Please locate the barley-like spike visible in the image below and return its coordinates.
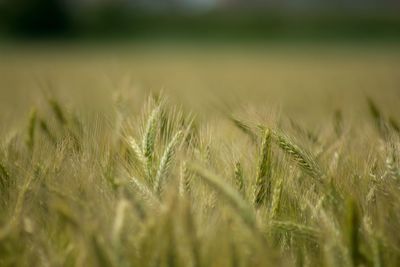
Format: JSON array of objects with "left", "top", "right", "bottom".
[
  {"left": 234, "top": 161, "right": 245, "bottom": 195},
  {"left": 142, "top": 105, "right": 161, "bottom": 159},
  {"left": 154, "top": 131, "right": 182, "bottom": 195},
  {"left": 180, "top": 161, "right": 192, "bottom": 196},
  {"left": 269, "top": 178, "right": 283, "bottom": 220},
  {"left": 128, "top": 136, "right": 147, "bottom": 175},
  {"left": 189, "top": 163, "right": 256, "bottom": 228},
  {"left": 254, "top": 129, "right": 272, "bottom": 207},
  {"left": 130, "top": 175, "right": 159, "bottom": 205},
  {"left": 273, "top": 131, "right": 323, "bottom": 180},
  {"left": 142, "top": 105, "right": 161, "bottom": 180}
]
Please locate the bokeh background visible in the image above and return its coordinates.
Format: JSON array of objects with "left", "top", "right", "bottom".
[
  {"left": 0, "top": 0, "right": 399, "bottom": 131},
  {"left": 1, "top": 0, "right": 400, "bottom": 40}
]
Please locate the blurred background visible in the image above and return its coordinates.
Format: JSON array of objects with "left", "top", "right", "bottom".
[
  {"left": 0, "top": 0, "right": 399, "bottom": 131},
  {"left": 0, "top": 0, "right": 399, "bottom": 40}
]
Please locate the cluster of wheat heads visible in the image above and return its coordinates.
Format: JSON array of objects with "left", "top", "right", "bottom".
[{"left": 0, "top": 92, "right": 399, "bottom": 267}]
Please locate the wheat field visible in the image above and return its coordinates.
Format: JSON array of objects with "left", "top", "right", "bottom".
[{"left": 0, "top": 44, "right": 400, "bottom": 267}]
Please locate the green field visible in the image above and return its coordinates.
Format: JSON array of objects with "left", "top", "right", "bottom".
[{"left": 0, "top": 43, "right": 400, "bottom": 266}]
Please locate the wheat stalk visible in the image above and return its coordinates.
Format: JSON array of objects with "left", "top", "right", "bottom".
[
  {"left": 0, "top": 161, "right": 12, "bottom": 207},
  {"left": 346, "top": 199, "right": 366, "bottom": 267},
  {"left": 111, "top": 199, "right": 130, "bottom": 245},
  {"left": 181, "top": 200, "right": 201, "bottom": 267}
]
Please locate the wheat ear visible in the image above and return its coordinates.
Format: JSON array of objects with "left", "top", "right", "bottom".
[
  {"left": 128, "top": 136, "right": 147, "bottom": 174},
  {"left": 269, "top": 178, "right": 283, "bottom": 220},
  {"left": 142, "top": 105, "right": 161, "bottom": 181},
  {"left": 254, "top": 129, "right": 272, "bottom": 207},
  {"left": 179, "top": 161, "right": 192, "bottom": 196},
  {"left": 130, "top": 175, "right": 159, "bottom": 205},
  {"left": 234, "top": 161, "right": 245, "bottom": 196},
  {"left": 273, "top": 131, "right": 323, "bottom": 180},
  {"left": 154, "top": 131, "right": 182, "bottom": 194}
]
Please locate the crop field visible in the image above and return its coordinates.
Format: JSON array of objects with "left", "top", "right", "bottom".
[{"left": 0, "top": 44, "right": 400, "bottom": 266}]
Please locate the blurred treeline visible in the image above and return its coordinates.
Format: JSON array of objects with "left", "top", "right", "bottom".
[{"left": 0, "top": 0, "right": 399, "bottom": 40}]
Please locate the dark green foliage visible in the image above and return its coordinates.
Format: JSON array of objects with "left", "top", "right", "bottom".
[{"left": 2, "top": 0, "right": 72, "bottom": 37}]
